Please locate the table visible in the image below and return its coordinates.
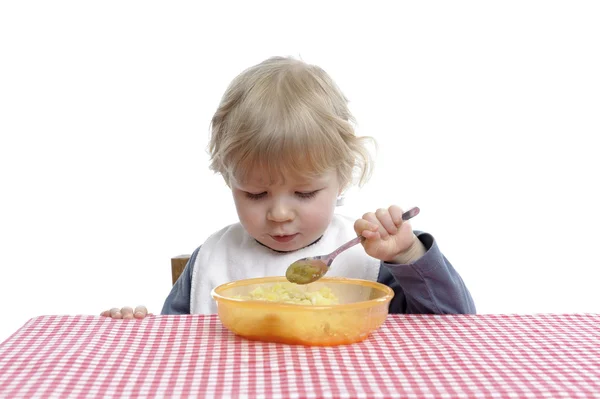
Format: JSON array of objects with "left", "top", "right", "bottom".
[{"left": 1, "top": 314, "right": 598, "bottom": 398}]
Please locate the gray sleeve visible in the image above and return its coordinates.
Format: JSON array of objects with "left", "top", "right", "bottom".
[
  {"left": 160, "top": 246, "right": 201, "bottom": 315},
  {"left": 377, "top": 232, "right": 476, "bottom": 314}
]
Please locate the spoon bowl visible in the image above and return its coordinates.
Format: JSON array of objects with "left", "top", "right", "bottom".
[{"left": 286, "top": 207, "right": 420, "bottom": 284}]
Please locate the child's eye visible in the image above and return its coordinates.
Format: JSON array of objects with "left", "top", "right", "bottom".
[
  {"left": 245, "top": 192, "right": 267, "bottom": 200},
  {"left": 296, "top": 190, "right": 319, "bottom": 200}
]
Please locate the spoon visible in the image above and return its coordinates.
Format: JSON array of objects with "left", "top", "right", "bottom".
[{"left": 285, "top": 207, "right": 420, "bottom": 284}]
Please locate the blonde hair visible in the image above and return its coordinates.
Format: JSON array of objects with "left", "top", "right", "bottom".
[{"left": 209, "top": 56, "right": 374, "bottom": 190}]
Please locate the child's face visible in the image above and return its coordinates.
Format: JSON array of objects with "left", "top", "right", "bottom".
[{"left": 232, "top": 168, "right": 341, "bottom": 252}]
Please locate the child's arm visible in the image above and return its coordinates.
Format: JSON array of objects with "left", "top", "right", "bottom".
[
  {"left": 378, "top": 231, "right": 475, "bottom": 314},
  {"left": 355, "top": 205, "right": 475, "bottom": 314},
  {"left": 160, "top": 246, "right": 201, "bottom": 315}
]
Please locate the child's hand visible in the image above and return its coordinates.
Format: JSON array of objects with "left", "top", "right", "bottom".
[
  {"left": 100, "top": 306, "right": 152, "bottom": 319},
  {"left": 354, "top": 205, "right": 425, "bottom": 264}
]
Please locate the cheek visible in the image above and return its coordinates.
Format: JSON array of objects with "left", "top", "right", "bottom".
[
  {"left": 233, "top": 198, "right": 262, "bottom": 230},
  {"left": 302, "top": 194, "right": 337, "bottom": 228}
]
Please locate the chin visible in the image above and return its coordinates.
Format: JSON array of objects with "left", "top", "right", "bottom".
[
  {"left": 258, "top": 236, "right": 305, "bottom": 252},
  {"left": 269, "top": 240, "right": 302, "bottom": 252},
  {"left": 275, "top": 236, "right": 323, "bottom": 252}
]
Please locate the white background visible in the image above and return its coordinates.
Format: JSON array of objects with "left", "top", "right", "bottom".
[{"left": 1, "top": 1, "right": 599, "bottom": 343}]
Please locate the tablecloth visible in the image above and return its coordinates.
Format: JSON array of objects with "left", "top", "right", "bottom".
[{"left": 1, "top": 314, "right": 598, "bottom": 398}]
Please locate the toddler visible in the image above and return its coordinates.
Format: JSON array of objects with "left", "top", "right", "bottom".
[{"left": 102, "top": 56, "right": 475, "bottom": 319}]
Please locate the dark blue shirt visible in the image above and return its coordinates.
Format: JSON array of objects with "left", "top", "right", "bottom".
[{"left": 162, "top": 231, "right": 476, "bottom": 315}]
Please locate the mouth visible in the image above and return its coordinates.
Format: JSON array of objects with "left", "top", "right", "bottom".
[{"left": 270, "top": 233, "right": 299, "bottom": 243}]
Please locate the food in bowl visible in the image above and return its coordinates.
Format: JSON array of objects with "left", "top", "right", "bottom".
[
  {"left": 236, "top": 282, "right": 339, "bottom": 305},
  {"left": 211, "top": 277, "right": 394, "bottom": 346}
]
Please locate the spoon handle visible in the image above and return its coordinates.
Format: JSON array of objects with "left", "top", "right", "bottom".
[
  {"left": 402, "top": 206, "right": 420, "bottom": 220},
  {"left": 324, "top": 236, "right": 364, "bottom": 264},
  {"left": 324, "top": 206, "right": 420, "bottom": 264}
]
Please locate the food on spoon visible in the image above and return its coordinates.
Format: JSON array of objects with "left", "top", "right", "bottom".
[{"left": 286, "top": 260, "right": 327, "bottom": 284}]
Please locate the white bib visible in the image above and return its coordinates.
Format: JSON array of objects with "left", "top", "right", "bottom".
[{"left": 190, "top": 214, "right": 381, "bottom": 314}]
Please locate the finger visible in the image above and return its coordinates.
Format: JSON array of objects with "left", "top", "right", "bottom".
[
  {"left": 375, "top": 208, "right": 398, "bottom": 235},
  {"left": 100, "top": 310, "right": 111, "bottom": 317},
  {"left": 363, "top": 212, "right": 389, "bottom": 239},
  {"left": 109, "top": 308, "right": 123, "bottom": 319},
  {"left": 354, "top": 218, "right": 378, "bottom": 237},
  {"left": 121, "top": 306, "right": 134, "bottom": 320},
  {"left": 361, "top": 229, "right": 380, "bottom": 240},
  {"left": 134, "top": 306, "right": 148, "bottom": 319},
  {"left": 389, "top": 205, "right": 405, "bottom": 226}
]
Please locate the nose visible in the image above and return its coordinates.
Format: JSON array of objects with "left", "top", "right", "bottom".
[{"left": 267, "top": 198, "right": 294, "bottom": 223}]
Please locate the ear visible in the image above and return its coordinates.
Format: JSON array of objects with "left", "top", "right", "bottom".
[
  {"left": 336, "top": 187, "right": 345, "bottom": 206},
  {"left": 336, "top": 180, "right": 348, "bottom": 206}
]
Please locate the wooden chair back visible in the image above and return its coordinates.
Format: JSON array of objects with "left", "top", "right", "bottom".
[{"left": 170, "top": 255, "right": 191, "bottom": 285}]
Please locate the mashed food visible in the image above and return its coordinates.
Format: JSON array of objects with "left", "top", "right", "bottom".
[{"left": 237, "top": 282, "right": 339, "bottom": 305}]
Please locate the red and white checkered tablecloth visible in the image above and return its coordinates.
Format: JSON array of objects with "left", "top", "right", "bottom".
[{"left": 0, "top": 314, "right": 599, "bottom": 398}]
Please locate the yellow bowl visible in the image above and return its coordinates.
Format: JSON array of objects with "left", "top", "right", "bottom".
[{"left": 211, "top": 276, "right": 394, "bottom": 346}]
